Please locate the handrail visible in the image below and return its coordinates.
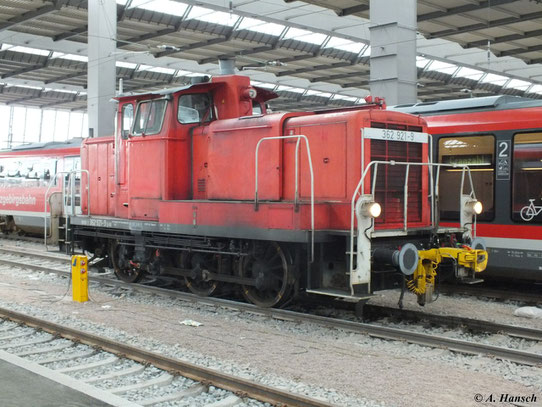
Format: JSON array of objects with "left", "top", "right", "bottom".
[
  {"left": 44, "top": 169, "right": 90, "bottom": 250},
  {"left": 254, "top": 135, "right": 315, "bottom": 261},
  {"left": 349, "top": 160, "right": 477, "bottom": 279},
  {"left": 44, "top": 171, "right": 70, "bottom": 249}
]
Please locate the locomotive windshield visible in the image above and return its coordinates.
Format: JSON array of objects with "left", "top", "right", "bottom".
[
  {"left": 121, "top": 104, "right": 134, "bottom": 139},
  {"left": 133, "top": 99, "right": 167, "bottom": 136},
  {"left": 178, "top": 93, "right": 213, "bottom": 124}
]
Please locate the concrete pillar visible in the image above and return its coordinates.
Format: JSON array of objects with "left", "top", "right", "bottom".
[
  {"left": 369, "top": 0, "right": 417, "bottom": 105},
  {"left": 87, "top": 0, "right": 117, "bottom": 137}
]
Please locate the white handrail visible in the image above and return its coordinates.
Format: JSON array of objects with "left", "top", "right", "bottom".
[
  {"left": 254, "top": 135, "right": 315, "bottom": 261},
  {"left": 44, "top": 169, "right": 90, "bottom": 250}
]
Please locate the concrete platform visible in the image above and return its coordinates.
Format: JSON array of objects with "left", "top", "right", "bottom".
[{"left": 0, "top": 349, "right": 140, "bottom": 407}]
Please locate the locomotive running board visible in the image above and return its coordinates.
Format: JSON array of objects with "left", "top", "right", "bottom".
[{"left": 305, "top": 288, "right": 372, "bottom": 302}]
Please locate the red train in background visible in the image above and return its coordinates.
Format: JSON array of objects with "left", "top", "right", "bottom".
[
  {"left": 0, "top": 140, "right": 81, "bottom": 239},
  {"left": 0, "top": 73, "right": 488, "bottom": 308},
  {"left": 394, "top": 96, "right": 542, "bottom": 281}
]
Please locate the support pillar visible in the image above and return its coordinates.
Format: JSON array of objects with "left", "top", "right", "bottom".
[
  {"left": 88, "top": 0, "right": 117, "bottom": 138},
  {"left": 369, "top": 0, "right": 417, "bottom": 105}
]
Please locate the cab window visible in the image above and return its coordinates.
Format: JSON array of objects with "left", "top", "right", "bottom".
[
  {"left": 178, "top": 93, "right": 213, "bottom": 124},
  {"left": 438, "top": 135, "right": 495, "bottom": 221},
  {"left": 121, "top": 104, "right": 134, "bottom": 139},
  {"left": 133, "top": 99, "right": 167, "bottom": 136},
  {"left": 512, "top": 133, "right": 542, "bottom": 223}
]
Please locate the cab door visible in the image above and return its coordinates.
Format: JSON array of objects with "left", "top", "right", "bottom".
[{"left": 126, "top": 98, "right": 168, "bottom": 220}]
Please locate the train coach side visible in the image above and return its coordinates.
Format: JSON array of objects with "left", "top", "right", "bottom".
[
  {"left": 393, "top": 96, "right": 542, "bottom": 280},
  {"left": 0, "top": 140, "right": 81, "bottom": 238}
]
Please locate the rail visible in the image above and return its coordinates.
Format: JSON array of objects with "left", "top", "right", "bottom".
[
  {"left": 349, "top": 161, "right": 477, "bottom": 280},
  {"left": 43, "top": 169, "right": 90, "bottom": 250},
  {"left": 254, "top": 135, "right": 314, "bottom": 261}
]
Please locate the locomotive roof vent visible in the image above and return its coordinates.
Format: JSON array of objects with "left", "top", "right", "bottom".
[
  {"left": 190, "top": 75, "right": 211, "bottom": 85},
  {"left": 218, "top": 58, "right": 236, "bottom": 75}
]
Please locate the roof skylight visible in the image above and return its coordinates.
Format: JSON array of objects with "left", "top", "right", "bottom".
[
  {"left": 429, "top": 60, "right": 458, "bottom": 75},
  {"left": 51, "top": 52, "right": 88, "bottom": 62},
  {"left": 127, "top": 0, "right": 189, "bottom": 18},
  {"left": 237, "top": 17, "right": 285, "bottom": 36},
  {"left": 480, "top": 73, "right": 509, "bottom": 85},
  {"left": 305, "top": 89, "right": 332, "bottom": 98},
  {"left": 283, "top": 28, "right": 328, "bottom": 45},
  {"left": 1, "top": 44, "right": 50, "bottom": 56},
  {"left": 527, "top": 84, "right": 542, "bottom": 95},
  {"left": 416, "top": 56, "right": 431, "bottom": 69},
  {"left": 275, "top": 85, "right": 305, "bottom": 93},
  {"left": 187, "top": 5, "right": 238, "bottom": 26},
  {"left": 137, "top": 65, "right": 176, "bottom": 75},
  {"left": 116, "top": 61, "right": 138, "bottom": 69},
  {"left": 325, "top": 37, "right": 365, "bottom": 54},
  {"left": 332, "top": 94, "right": 359, "bottom": 102},
  {"left": 504, "top": 79, "right": 531, "bottom": 90},
  {"left": 251, "top": 81, "right": 276, "bottom": 89},
  {"left": 455, "top": 67, "right": 484, "bottom": 80}
]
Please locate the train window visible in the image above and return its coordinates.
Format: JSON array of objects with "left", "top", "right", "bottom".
[
  {"left": 438, "top": 135, "right": 495, "bottom": 221},
  {"left": 178, "top": 93, "right": 213, "bottom": 124},
  {"left": 512, "top": 133, "right": 542, "bottom": 223},
  {"left": 133, "top": 99, "right": 167, "bottom": 136},
  {"left": 121, "top": 104, "right": 134, "bottom": 139},
  {"left": 63, "top": 156, "right": 81, "bottom": 180},
  {"left": 252, "top": 101, "right": 262, "bottom": 115}
]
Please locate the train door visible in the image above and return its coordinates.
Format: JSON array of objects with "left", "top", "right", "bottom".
[
  {"left": 126, "top": 98, "right": 168, "bottom": 220},
  {"left": 116, "top": 102, "right": 134, "bottom": 218}
]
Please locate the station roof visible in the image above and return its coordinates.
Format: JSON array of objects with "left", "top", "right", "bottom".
[{"left": 0, "top": 0, "right": 541, "bottom": 112}]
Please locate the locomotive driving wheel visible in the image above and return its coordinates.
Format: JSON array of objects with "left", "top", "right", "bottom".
[
  {"left": 239, "top": 241, "right": 294, "bottom": 308},
  {"left": 180, "top": 252, "right": 220, "bottom": 297},
  {"left": 109, "top": 241, "right": 145, "bottom": 283}
]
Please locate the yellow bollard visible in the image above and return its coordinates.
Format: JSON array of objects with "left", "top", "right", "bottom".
[{"left": 71, "top": 255, "right": 88, "bottom": 302}]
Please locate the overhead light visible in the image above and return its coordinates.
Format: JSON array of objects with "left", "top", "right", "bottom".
[{"left": 157, "top": 45, "right": 180, "bottom": 51}]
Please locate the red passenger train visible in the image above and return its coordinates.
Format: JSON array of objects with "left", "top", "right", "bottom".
[
  {"left": 13, "top": 73, "right": 487, "bottom": 307},
  {"left": 394, "top": 96, "right": 542, "bottom": 281},
  {"left": 0, "top": 140, "right": 81, "bottom": 238}
]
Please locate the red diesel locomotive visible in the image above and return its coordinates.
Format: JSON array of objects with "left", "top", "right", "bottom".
[
  {"left": 49, "top": 73, "right": 487, "bottom": 307},
  {"left": 394, "top": 96, "right": 542, "bottom": 281}
]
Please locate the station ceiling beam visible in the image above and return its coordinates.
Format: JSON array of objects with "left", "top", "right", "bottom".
[
  {"left": 0, "top": 0, "right": 67, "bottom": 32},
  {"left": 428, "top": 10, "right": 542, "bottom": 39},
  {"left": 465, "top": 28, "right": 542, "bottom": 49},
  {"left": 418, "top": 0, "right": 518, "bottom": 22}
]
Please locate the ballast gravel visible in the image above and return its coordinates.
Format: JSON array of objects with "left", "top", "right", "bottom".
[{"left": 0, "top": 241, "right": 541, "bottom": 406}]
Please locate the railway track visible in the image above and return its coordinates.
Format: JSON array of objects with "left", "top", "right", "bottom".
[
  {"left": 439, "top": 283, "right": 542, "bottom": 305},
  {"left": 0, "top": 309, "right": 331, "bottom": 407},
  {"left": 0, "top": 245, "right": 542, "bottom": 367},
  {"left": 3, "top": 244, "right": 541, "bottom": 306}
]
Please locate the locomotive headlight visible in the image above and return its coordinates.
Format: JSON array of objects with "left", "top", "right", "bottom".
[
  {"left": 465, "top": 199, "right": 483, "bottom": 215},
  {"left": 356, "top": 195, "right": 382, "bottom": 219},
  {"left": 360, "top": 201, "right": 381, "bottom": 218},
  {"left": 473, "top": 200, "right": 483, "bottom": 215},
  {"left": 367, "top": 202, "right": 382, "bottom": 218}
]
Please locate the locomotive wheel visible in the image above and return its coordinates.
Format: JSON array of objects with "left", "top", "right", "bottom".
[
  {"left": 109, "top": 241, "right": 145, "bottom": 283},
  {"left": 239, "top": 241, "right": 294, "bottom": 308},
  {"left": 180, "top": 252, "right": 220, "bottom": 297}
]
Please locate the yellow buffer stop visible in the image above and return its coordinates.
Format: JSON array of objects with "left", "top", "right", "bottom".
[{"left": 71, "top": 255, "right": 88, "bottom": 302}]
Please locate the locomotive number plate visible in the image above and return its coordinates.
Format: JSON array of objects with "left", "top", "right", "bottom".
[{"left": 363, "top": 128, "right": 428, "bottom": 143}]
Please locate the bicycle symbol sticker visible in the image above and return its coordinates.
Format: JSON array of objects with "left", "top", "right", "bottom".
[{"left": 520, "top": 199, "right": 542, "bottom": 221}]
